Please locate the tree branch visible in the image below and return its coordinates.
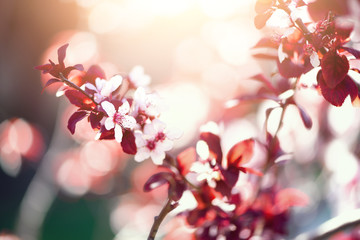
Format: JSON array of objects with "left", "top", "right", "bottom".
[
  {"left": 59, "top": 72, "right": 98, "bottom": 106},
  {"left": 295, "top": 209, "right": 360, "bottom": 240},
  {"left": 147, "top": 198, "right": 177, "bottom": 240}
]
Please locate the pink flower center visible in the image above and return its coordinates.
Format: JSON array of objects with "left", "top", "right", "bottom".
[
  {"left": 155, "top": 132, "right": 165, "bottom": 142},
  {"left": 146, "top": 140, "right": 156, "bottom": 150},
  {"left": 113, "top": 113, "right": 124, "bottom": 125}
]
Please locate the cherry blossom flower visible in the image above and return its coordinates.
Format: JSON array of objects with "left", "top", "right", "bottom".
[
  {"left": 134, "top": 119, "right": 182, "bottom": 165},
  {"left": 101, "top": 101, "right": 136, "bottom": 143},
  {"left": 85, "top": 75, "right": 123, "bottom": 103},
  {"left": 131, "top": 87, "right": 165, "bottom": 127},
  {"left": 128, "top": 65, "right": 151, "bottom": 88},
  {"left": 190, "top": 160, "right": 221, "bottom": 188}
]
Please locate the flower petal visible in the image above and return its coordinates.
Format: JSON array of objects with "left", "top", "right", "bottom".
[
  {"left": 152, "top": 119, "right": 166, "bottom": 132},
  {"left": 122, "top": 115, "right": 136, "bottom": 129},
  {"left": 143, "top": 122, "right": 157, "bottom": 136},
  {"left": 109, "top": 75, "right": 123, "bottom": 91},
  {"left": 118, "top": 101, "right": 130, "bottom": 115},
  {"left": 104, "top": 117, "right": 115, "bottom": 130},
  {"left": 134, "top": 147, "right": 150, "bottom": 162},
  {"left": 101, "top": 101, "right": 116, "bottom": 117},
  {"left": 85, "top": 83, "right": 97, "bottom": 91},
  {"left": 157, "top": 139, "right": 173, "bottom": 152},
  {"left": 96, "top": 78, "right": 106, "bottom": 91},
  {"left": 114, "top": 124, "right": 123, "bottom": 143},
  {"left": 166, "top": 128, "right": 183, "bottom": 140},
  {"left": 150, "top": 150, "right": 166, "bottom": 165},
  {"left": 135, "top": 131, "right": 147, "bottom": 148}
]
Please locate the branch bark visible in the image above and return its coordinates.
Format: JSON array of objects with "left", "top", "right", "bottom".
[
  {"left": 147, "top": 198, "right": 177, "bottom": 240},
  {"left": 295, "top": 209, "right": 360, "bottom": 240}
]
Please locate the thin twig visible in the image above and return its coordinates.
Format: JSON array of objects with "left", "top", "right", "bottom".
[
  {"left": 147, "top": 198, "right": 177, "bottom": 240},
  {"left": 294, "top": 209, "right": 360, "bottom": 240},
  {"left": 59, "top": 72, "right": 98, "bottom": 106}
]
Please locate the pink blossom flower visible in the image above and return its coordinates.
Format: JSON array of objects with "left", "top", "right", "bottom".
[
  {"left": 132, "top": 87, "right": 164, "bottom": 123},
  {"left": 101, "top": 101, "right": 136, "bottom": 143},
  {"left": 85, "top": 75, "right": 123, "bottom": 103},
  {"left": 190, "top": 160, "right": 221, "bottom": 188},
  {"left": 134, "top": 119, "right": 181, "bottom": 165},
  {"left": 128, "top": 66, "right": 151, "bottom": 88}
]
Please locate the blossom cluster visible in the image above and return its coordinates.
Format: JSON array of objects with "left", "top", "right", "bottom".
[
  {"left": 253, "top": 0, "right": 360, "bottom": 107},
  {"left": 36, "top": 44, "right": 180, "bottom": 165},
  {"left": 34, "top": 0, "right": 360, "bottom": 239}
]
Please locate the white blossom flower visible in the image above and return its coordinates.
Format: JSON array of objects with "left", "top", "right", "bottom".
[
  {"left": 190, "top": 161, "right": 221, "bottom": 188},
  {"left": 128, "top": 66, "right": 151, "bottom": 88},
  {"left": 85, "top": 75, "right": 123, "bottom": 103},
  {"left": 101, "top": 100, "right": 136, "bottom": 143},
  {"left": 132, "top": 87, "right": 164, "bottom": 118},
  {"left": 134, "top": 119, "right": 182, "bottom": 165}
]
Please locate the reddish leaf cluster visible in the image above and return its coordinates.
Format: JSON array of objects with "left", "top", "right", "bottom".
[{"left": 252, "top": 0, "right": 360, "bottom": 107}]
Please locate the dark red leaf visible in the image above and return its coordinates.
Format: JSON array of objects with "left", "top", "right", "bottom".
[
  {"left": 65, "top": 89, "right": 96, "bottom": 110},
  {"left": 143, "top": 172, "right": 173, "bottom": 192},
  {"left": 340, "top": 47, "right": 360, "bottom": 59},
  {"left": 277, "top": 58, "right": 308, "bottom": 78},
  {"left": 143, "top": 172, "right": 185, "bottom": 201},
  {"left": 220, "top": 167, "right": 239, "bottom": 188},
  {"left": 57, "top": 43, "right": 69, "bottom": 64},
  {"left": 226, "top": 139, "right": 254, "bottom": 169},
  {"left": 43, "top": 78, "right": 61, "bottom": 91},
  {"left": 73, "top": 64, "right": 84, "bottom": 71},
  {"left": 317, "top": 70, "right": 357, "bottom": 106},
  {"left": 200, "top": 132, "right": 223, "bottom": 164},
  {"left": 98, "top": 127, "right": 115, "bottom": 140},
  {"left": 67, "top": 111, "right": 87, "bottom": 134},
  {"left": 321, "top": 51, "right": 349, "bottom": 88},
  {"left": 85, "top": 65, "right": 106, "bottom": 84},
  {"left": 176, "top": 147, "right": 196, "bottom": 176},
  {"left": 89, "top": 111, "right": 103, "bottom": 130},
  {"left": 266, "top": 132, "right": 285, "bottom": 164},
  {"left": 121, "top": 130, "right": 137, "bottom": 155},
  {"left": 308, "top": 0, "right": 350, "bottom": 21},
  {"left": 239, "top": 167, "right": 263, "bottom": 176},
  {"left": 254, "top": 9, "right": 274, "bottom": 29},
  {"left": 296, "top": 104, "right": 313, "bottom": 129},
  {"left": 34, "top": 63, "right": 52, "bottom": 72},
  {"left": 334, "top": 18, "right": 354, "bottom": 41}
]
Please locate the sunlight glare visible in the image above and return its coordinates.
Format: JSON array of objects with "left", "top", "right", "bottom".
[
  {"left": 199, "top": 0, "right": 250, "bottom": 19},
  {"left": 174, "top": 37, "right": 214, "bottom": 74},
  {"left": 325, "top": 139, "right": 358, "bottom": 185},
  {"left": 66, "top": 32, "right": 98, "bottom": 65},
  {"left": 328, "top": 99, "right": 358, "bottom": 136},
  {"left": 147, "top": 0, "right": 193, "bottom": 17},
  {"left": 57, "top": 156, "right": 91, "bottom": 196},
  {"left": 201, "top": 62, "right": 239, "bottom": 100},
  {"left": 157, "top": 82, "right": 210, "bottom": 147},
  {"left": 80, "top": 141, "right": 115, "bottom": 176},
  {"left": 202, "top": 21, "right": 260, "bottom": 66}
]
